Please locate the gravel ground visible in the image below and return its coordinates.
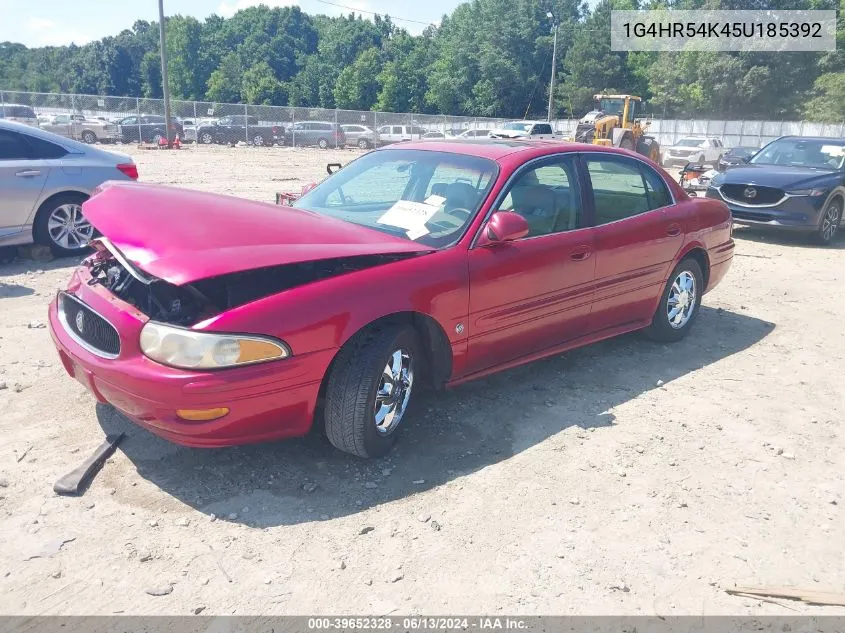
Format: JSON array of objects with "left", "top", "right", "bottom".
[{"left": 0, "top": 144, "right": 843, "bottom": 616}]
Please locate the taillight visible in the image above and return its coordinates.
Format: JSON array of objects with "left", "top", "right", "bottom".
[
  {"left": 272, "top": 126, "right": 279, "bottom": 134},
  {"left": 117, "top": 163, "right": 138, "bottom": 180}
]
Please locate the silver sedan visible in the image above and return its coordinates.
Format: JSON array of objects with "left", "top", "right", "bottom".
[{"left": 0, "top": 120, "right": 138, "bottom": 257}]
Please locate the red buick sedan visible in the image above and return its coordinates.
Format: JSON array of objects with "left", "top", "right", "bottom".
[{"left": 48, "top": 140, "right": 734, "bottom": 458}]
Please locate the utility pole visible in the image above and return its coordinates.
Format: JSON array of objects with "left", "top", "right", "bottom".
[
  {"left": 546, "top": 12, "right": 558, "bottom": 122},
  {"left": 158, "top": 0, "right": 173, "bottom": 147}
]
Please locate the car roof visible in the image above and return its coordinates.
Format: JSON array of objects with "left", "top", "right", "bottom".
[
  {"left": 775, "top": 135, "right": 845, "bottom": 143},
  {"left": 0, "top": 119, "right": 129, "bottom": 160},
  {"left": 377, "top": 138, "right": 630, "bottom": 161}
]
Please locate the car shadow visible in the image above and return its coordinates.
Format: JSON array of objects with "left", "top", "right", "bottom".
[
  {"left": 95, "top": 306, "right": 774, "bottom": 528},
  {"left": 0, "top": 282, "right": 35, "bottom": 299},
  {"left": 732, "top": 225, "right": 845, "bottom": 250},
  {"left": 0, "top": 252, "right": 85, "bottom": 278}
]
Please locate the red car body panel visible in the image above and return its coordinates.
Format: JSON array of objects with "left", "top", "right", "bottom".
[{"left": 48, "top": 141, "right": 734, "bottom": 447}]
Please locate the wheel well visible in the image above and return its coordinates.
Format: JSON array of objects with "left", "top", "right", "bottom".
[
  {"left": 31, "top": 190, "right": 89, "bottom": 241},
  {"left": 315, "top": 311, "right": 453, "bottom": 407},
  {"left": 683, "top": 247, "right": 710, "bottom": 290}
]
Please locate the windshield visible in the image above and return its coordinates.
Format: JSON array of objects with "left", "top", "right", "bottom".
[
  {"left": 598, "top": 98, "right": 625, "bottom": 115},
  {"left": 292, "top": 149, "right": 498, "bottom": 248},
  {"left": 502, "top": 122, "right": 531, "bottom": 132},
  {"left": 750, "top": 138, "right": 845, "bottom": 170},
  {"left": 676, "top": 138, "right": 704, "bottom": 147}
]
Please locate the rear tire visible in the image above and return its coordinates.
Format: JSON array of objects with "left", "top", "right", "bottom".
[
  {"left": 318, "top": 137, "right": 329, "bottom": 149},
  {"left": 324, "top": 324, "right": 420, "bottom": 458},
  {"left": 357, "top": 137, "right": 370, "bottom": 149},
  {"left": 811, "top": 196, "right": 842, "bottom": 246},
  {"left": 81, "top": 130, "right": 97, "bottom": 144},
  {"left": 644, "top": 258, "right": 704, "bottom": 343}
]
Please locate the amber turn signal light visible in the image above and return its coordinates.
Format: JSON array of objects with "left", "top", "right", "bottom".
[{"left": 176, "top": 407, "right": 230, "bottom": 421}]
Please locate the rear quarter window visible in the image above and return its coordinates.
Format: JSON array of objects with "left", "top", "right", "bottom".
[{"left": 23, "top": 134, "right": 68, "bottom": 159}]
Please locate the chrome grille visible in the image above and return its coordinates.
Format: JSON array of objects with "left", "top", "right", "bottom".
[
  {"left": 721, "top": 184, "right": 784, "bottom": 205},
  {"left": 59, "top": 292, "right": 120, "bottom": 358}
]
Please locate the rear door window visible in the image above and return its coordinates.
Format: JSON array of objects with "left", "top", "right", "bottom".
[{"left": 0, "top": 129, "right": 31, "bottom": 159}]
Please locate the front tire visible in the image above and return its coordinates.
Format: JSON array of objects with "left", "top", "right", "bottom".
[
  {"left": 81, "top": 130, "right": 97, "bottom": 144},
  {"left": 200, "top": 132, "right": 213, "bottom": 144},
  {"left": 357, "top": 137, "right": 370, "bottom": 149},
  {"left": 811, "top": 197, "right": 842, "bottom": 246},
  {"left": 33, "top": 193, "right": 94, "bottom": 257},
  {"left": 644, "top": 258, "right": 704, "bottom": 343},
  {"left": 317, "top": 137, "right": 329, "bottom": 149},
  {"left": 324, "top": 324, "right": 420, "bottom": 458}
]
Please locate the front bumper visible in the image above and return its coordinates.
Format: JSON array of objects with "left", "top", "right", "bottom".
[
  {"left": 707, "top": 188, "right": 824, "bottom": 230},
  {"left": 47, "top": 271, "right": 332, "bottom": 447}
]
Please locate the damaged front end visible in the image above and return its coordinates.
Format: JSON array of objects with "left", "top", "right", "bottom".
[{"left": 84, "top": 238, "right": 424, "bottom": 327}]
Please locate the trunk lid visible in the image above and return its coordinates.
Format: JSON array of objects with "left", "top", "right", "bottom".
[{"left": 82, "top": 181, "right": 433, "bottom": 285}]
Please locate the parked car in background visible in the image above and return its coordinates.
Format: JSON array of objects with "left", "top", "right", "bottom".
[
  {"left": 456, "top": 128, "right": 492, "bottom": 139},
  {"left": 117, "top": 115, "right": 183, "bottom": 144},
  {"left": 340, "top": 124, "right": 378, "bottom": 149},
  {"left": 716, "top": 146, "right": 758, "bottom": 172},
  {"left": 195, "top": 115, "right": 279, "bottom": 146},
  {"left": 0, "top": 120, "right": 138, "bottom": 256},
  {"left": 284, "top": 121, "right": 346, "bottom": 148},
  {"left": 47, "top": 139, "right": 733, "bottom": 459},
  {"left": 376, "top": 124, "right": 426, "bottom": 144},
  {"left": 40, "top": 114, "right": 120, "bottom": 144},
  {"left": 422, "top": 131, "right": 446, "bottom": 139},
  {"left": 707, "top": 136, "right": 845, "bottom": 245},
  {"left": 0, "top": 104, "right": 39, "bottom": 128},
  {"left": 488, "top": 121, "right": 556, "bottom": 139},
  {"left": 662, "top": 136, "right": 725, "bottom": 167}
]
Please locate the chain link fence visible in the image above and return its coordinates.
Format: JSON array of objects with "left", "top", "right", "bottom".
[{"left": 2, "top": 89, "right": 843, "bottom": 150}]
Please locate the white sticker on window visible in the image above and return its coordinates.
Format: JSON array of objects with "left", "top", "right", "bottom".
[
  {"left": 406, "top": 225, "right": 430, "bottom": 240},
  {"left": 377, "top": 199, "right": 441, "bottom": 231},
  {"left": 821, "top": 145, "right": 845, "bottom": 156}
]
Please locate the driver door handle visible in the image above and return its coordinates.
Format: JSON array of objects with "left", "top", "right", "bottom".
[{"left": 16, "top": 169, "right": 41, "bottom": 177}]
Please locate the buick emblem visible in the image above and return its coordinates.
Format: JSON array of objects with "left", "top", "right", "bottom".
[
  {"left": 75, "top": 311, "right": 85, "bottom": 334},
  {"left": 743, "top": 187, "right": 757, "bottom": 199}
]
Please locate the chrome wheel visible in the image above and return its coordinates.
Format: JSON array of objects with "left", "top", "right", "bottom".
[
  {"left": 81, "top": 131, "right": 96, "bottom": 144},
  {"left": 201, "top": 133, "right": 213, "bottom": 144},
  {"left": 821, "top": 201, "right": 841, "bottom": 242},
  {"left": 47, "top": 204, "right": 93, "bottom": 251},
  {"left": 373, "top": 349, "right": 414, "bottom": 435},
  {"left": 667, "top": 270, "right": 697, "bottom": 330},
  {"left": 253, "top": 135, "right": 264, "bottom": 146}
]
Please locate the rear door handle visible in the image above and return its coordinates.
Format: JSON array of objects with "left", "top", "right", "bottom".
[
  {"left": 666, "top": 224, "right": 681, "bottom": 237},
  {"left": 570, "top": 247, "right": 592, "bottom": 261},
  {"left": 15, "top": 170, "right": 41, "bottom": 177}
]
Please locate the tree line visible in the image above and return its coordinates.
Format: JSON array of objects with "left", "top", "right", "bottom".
[{"left": 0, "top": 0, "right": 842, "bottom": 121}]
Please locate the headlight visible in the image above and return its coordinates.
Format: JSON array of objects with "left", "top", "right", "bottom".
[
  {"left": 139, "top": 322, "right": 289, "bottom": 370},
  {"left": 787, "top": 188, "right": 826, "bottom": 197}
]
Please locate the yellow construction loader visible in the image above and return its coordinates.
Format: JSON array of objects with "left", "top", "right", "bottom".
[{"left": 567, "top": 94, "right": 660, "bottom": 163}]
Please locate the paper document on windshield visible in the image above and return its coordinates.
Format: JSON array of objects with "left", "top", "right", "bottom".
[{"left": 377, "top": 195, "right": 446, "bottom": 239}]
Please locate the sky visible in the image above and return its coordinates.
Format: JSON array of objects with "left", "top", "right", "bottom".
[{"left": 0, "top": 0, "right": 463, "bottom": 47}]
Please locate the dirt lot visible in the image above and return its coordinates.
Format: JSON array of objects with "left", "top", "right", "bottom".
[{"left": 0, "top": 144, "right": 843, "bottom": 616}]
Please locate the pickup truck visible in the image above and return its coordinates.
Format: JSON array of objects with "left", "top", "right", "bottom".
[
  {"left": 488, "top": 120, "right": 557, "bottom": 140},
  {"left": 40, "top": 114, "right": 120, "bottom": 144},
  {"left": 195, "top": 115, "right": 281, "bottom": 146}
]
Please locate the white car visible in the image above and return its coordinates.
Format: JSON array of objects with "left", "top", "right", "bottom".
[
  {"left": 376, "top": 124, "right": 426, "bottom": 145},
  {"left": 488, "top": 120, "right": 557, "bottom": 140},
  {"left": 455, "top": 128, "right": 492, "bottom": 139},
  {"left": 662, "top": 136, "right": 725, "bottom": 167}
]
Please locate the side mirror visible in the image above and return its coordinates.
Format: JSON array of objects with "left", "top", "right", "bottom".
[
  {"left": 327, "top": 163, "right": 342, "bottom": 174},
  {"left": 477, "top": 211, "right": 529, "bottom": 246}
]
